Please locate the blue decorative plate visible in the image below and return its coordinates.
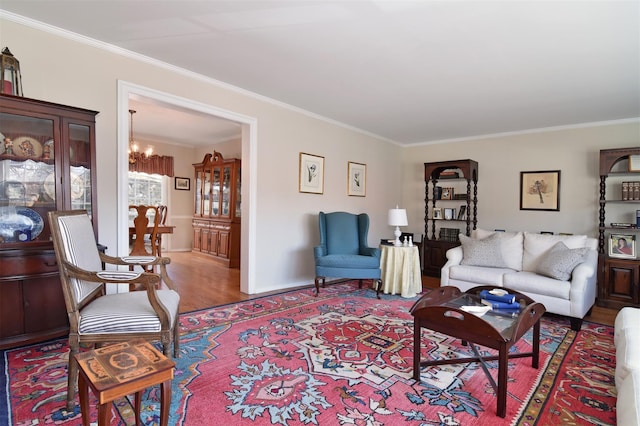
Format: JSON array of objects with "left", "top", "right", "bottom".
[{"left": 0, "top": 206, "right": 44, "bottom": 242}]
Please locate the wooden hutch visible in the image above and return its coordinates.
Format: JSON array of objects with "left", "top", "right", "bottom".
[
  {"left": 192, "top": 151, "right": 241, "bottom": 268},
  {"left": 422, "top": 159, "right": 479, "bottom": 277},
  {"left": 0, "top": 94, "right": 98, "bottom": 349},
  {"left": 597, "top": 147, "right": 640, "bottom": 309}
]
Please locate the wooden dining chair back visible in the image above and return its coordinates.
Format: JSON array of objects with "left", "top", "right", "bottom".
[
  {"left": 129, "top": 205, "right": 161, "bottom": 256},
  {"left": 48, "top": 210, "right": 180, "bottom": 411}
]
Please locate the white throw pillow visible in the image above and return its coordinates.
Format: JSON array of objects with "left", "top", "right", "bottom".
[
  {"left": 523, "top": 232, "right": 588, "bottom": 271},
  {"left": 459, "top": 233, "right": 509, "bottom": 268},
  {"left": 535, "top": 242, "right": 588, "bottom": 281}
]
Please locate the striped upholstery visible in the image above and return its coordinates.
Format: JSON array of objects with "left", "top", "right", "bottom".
[
  {"left": 57, "top": 214, "right": 103, "bottom": 304},
  {"left": 79, "top": 289, "right": 180, "bottom": 334}
]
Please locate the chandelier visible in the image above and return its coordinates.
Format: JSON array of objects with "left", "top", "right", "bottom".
[{"left": 128, "top": 109, "right": 153, "bottom": 164}]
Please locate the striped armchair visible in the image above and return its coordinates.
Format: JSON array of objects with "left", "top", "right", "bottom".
[{"left": 48, "top": 210, "right": 180, "bottom": 411}]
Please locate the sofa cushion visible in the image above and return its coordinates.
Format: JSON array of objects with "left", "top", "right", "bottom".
[
  {"left": 522, "top": 233, "right": 588, "bottom": 272},
  {"left": 535, "top": 242, "right": 588, "bottom": 281},
  {"left": 459, "top": 233, "right": 508, "bottom": 268},
  {"left": 449, "top": 264, "right": 511, "bottom": 286},
  {"left": 616, "top": 369, "right": 640, "bottom": 426},
  {"left": 503, "top": 271, "right": 571, "bottom": 299},
  {"left": 472, "top": 228, "right": 524, "bottom": 271}
]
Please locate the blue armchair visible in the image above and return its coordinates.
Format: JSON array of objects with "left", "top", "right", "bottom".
[{"left": 314, "top": 211, "right": 382, "bottom": 298}]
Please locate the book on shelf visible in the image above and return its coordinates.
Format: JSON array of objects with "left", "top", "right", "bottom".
[
  {"left": 635, "top": 182, "right": 640, "bottom": 200},
  {"left": 439, "top": 169, "right": 459, "bottom": 179},
  {"left": 610, "top": 223, "right": 636, "bottom": 228},
  {"left": 623, "top": 181, "right": 629, "bottom": 200},
  {"left": 434, "top": 186, "right": 442, "bottom": 200}
]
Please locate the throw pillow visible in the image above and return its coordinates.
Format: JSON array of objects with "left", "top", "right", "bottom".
[
  {"left": 535, "top": 241, "right": 589, "bottom": 281},
  {"left": 460, "top": 233, "right": 508, "bottom": 268}
]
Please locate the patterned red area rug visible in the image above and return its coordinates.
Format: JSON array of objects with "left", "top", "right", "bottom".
[{"left": 1, "top": 282, "right": 616, "bottom": 425}]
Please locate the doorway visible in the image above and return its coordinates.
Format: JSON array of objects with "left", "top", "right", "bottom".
[{"left": 117, "top": 81, "right": 257, "bottom": 294}]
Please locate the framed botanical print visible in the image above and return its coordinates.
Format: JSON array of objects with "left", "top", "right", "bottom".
[
  {"left": 299, "top": 153, "right": 324, "bottom": 194},
  {"left": 520, "top": 170, "right": 561, "bottom": 211},
  {"left": 347, "top": 161, "right": 366, "bottom": 196}
]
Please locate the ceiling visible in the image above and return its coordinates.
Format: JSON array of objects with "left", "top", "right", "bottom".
[{"left": 1, "top": 1, "right": 638, "bottom": 145}]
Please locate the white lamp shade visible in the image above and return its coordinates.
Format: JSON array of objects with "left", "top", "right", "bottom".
[{"left": 388, "top": 208, "right": 408, "bottom": 227}]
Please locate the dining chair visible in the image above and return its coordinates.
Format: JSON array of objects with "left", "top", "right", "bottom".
[
  {"left": 48, "top": 210, "right": 180, "bottom": 411},
  {"left": 129, "top": 204, "right": 161, "bottom": 258},
  {"left": 154, "top": 205, "right": 168, "bottom": 256}
]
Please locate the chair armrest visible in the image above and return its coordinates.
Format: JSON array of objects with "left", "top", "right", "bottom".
[
  {"left": 314, "top": 245, "right": 326, "bottom": 258},
  {"left": 360, "top": 246, "right": 381, "bottom": 258},
  {"left": 440, "top": 246, "right": 463, "bottom": 287}
]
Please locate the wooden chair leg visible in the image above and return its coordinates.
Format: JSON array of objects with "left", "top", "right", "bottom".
[{"left": 66, "top": 340, "right": 80, "bottom": 412}]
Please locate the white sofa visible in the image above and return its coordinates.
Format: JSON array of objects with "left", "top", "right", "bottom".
[
  {"left": 614, "top": 307, "right": 640, "bottom": 426},
  {"left": 441, "top": 229, "right": 598, "bottom": 331}
]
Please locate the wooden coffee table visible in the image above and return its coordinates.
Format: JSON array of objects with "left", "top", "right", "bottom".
[{"left": 410, "top": 286, "right": 546, "bottom": 418}]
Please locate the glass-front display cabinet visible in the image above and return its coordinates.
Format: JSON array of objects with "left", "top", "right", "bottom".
[
  {"left": 0, "top": 94, "right": 98, "bottom": 348},
  {"left": 192, "top": 151, "right": 241, "bottom": 268}
]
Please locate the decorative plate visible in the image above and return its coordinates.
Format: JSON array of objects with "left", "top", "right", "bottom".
[
  {"left": 70, "top": 172, "right": 84, "bottom": 200},
  {"left": 0, "top": 206, "right": 44, "bottom": 242},
  {"left": 43, "top": 173, "right": 55, "bottom": 201},
  {"left": 13, "top": 136, "right": 43, "bottom": 159},
  {"left": 43, "top": 139, "right": 54, "bottom": 159}
]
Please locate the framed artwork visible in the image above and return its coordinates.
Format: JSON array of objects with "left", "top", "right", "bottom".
[
  {"left": 609, "top": 234, "right": 636, "bottom": 259},
  {"left": 433, "top": 207, "right": 443, "bottom": 219},
  {"left": 520, "top": 170, "right": 561, "bottom": 211},
  {"left": 347, "top": 161, "right": 366, "bottom": 196},
  {"left": 444, "top": 208, "right": 455, "bottom": 220},
  {"left": 299, "top": 152, "right": 324, "bottom": 194},
  {"left": 174, "top": 177, "right": 190, "bottom": 190}
]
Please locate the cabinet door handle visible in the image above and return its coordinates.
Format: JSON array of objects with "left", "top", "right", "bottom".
[{"left": 44, "top": 260, "right": 57, "bottom": 267}]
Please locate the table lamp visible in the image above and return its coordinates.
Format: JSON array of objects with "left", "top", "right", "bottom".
[{"left": 388, "top": 206, "right": 408, "bottom": 246}]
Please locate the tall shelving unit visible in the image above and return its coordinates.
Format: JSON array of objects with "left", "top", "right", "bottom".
[
  {"left": 597, "top": 147, "right": 640, "bottom": 309},
  {"left": 422, "top": 159, "right": 478, "bottom": 277}
]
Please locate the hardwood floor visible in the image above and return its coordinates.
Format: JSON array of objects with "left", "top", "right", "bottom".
[{"left": 165, "top": 251, "right": 617, "bottom": 326}]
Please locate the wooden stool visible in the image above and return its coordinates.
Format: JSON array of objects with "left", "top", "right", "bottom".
[{"left": 75, "top": 339, "right": 175, "bottom": 426}]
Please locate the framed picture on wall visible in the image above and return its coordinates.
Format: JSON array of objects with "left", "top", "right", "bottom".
[
  {"left": 299, "top": 152, "right": 324, "bottom": 194},
  {"left": 175, "top": 177, "right": 190, "bottom": 190},
  {"left": 520, "top": 170, "right": 561, "bottom": 211},
  {"left": 347, "top": 161, "right": 366, "bottom": 196}
]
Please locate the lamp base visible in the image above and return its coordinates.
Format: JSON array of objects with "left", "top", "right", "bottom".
[{"left": 394, "top": 226, "right": 402, "bottom": 246}]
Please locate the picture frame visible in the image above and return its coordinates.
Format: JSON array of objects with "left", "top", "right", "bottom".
[
  {"left": 347, "top": 161, "right": 366, "bottom": 196},
  {"left": 174, "top": 177, "right": 190, "bottom": 191},
  {"left": 441, "top": 187, "right": 453, "bottom": 200},
  {"left": 457, "top": 205, "right": 466, "bottom": 220},
  {"left": 299, "top": 153, "right": 324, "bottom": 194},
  {"left": 629, "top": 155, "right": 640, "bottom": 172},
  {"left": 609, "top": 233, "right": 636, "bottom": 259},
  {"left": 444, "top": 208, "right": 455, "bottom": 220},
  {"left": 433, "top": 207, "right": 443, "bottom": 219},
  {"left": 520, "top": 170, "right": 561, "bottom": 211}
]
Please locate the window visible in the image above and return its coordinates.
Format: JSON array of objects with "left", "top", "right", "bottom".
[{"left": 128, "top": 171, "right": 167, "bottom": 222}]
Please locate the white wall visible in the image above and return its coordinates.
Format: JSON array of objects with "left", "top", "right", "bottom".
[
  {"left": 401, "top": 122, "right": 640, "bottom": 239},
  {"left": 1, "top": 17, "right": 401, "bottom": 293}
]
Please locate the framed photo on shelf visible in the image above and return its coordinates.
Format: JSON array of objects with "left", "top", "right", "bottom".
[
  {"left": 520, "top": 170, "right": 561, "bottom": 211},
  {"left": 609, "top": 234, "right": 636, "bottom": 259},
  {"left": 347, "top": 161, "right": 366, "bottom": 196},
  {"left": 299, "top": 152, "right": 324, "bottom": 194},
  {"left": 441, "top": 187, "right": 453, "bottom": 200},
  {"left": 174, "top": 177, "right": 190, "bottom": 190},
  {"left": 433, "top": 207, "right": 443, "bottom": 219},
  {"left": 444, "top": 208, "right": 455, "bottom": 220},
  {"left": 457, "top": 205, "right": 467, "bottom": 220}
]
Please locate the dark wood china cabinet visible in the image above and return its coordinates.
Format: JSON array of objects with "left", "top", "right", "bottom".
[
  {"left": 0, "top": 94, "right": 98, "bottom": 349},
  {"left": 192, "top": 151, "right": 241, "bottom": 268}
]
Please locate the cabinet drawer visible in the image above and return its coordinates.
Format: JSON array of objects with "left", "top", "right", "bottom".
[{"left": 0, "top": 252, "right": 58, "bottom": 278}]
